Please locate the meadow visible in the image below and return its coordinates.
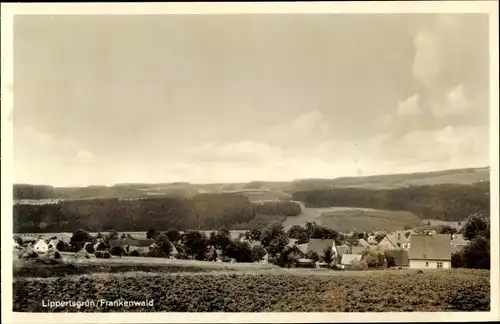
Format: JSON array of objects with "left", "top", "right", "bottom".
[{"left": 319, "top": 209, "right": 423, "bottom": 233}]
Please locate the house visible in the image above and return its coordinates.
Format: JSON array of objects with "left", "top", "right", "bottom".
[
  {"left": 408, "top": 234, "right": 453, "bottom": 269},
  {"left": 357, "top": 238, "right": 370, "bottom": 248},
  {"left": 334, "top": 244, "right": 351, "bottom": 263},
  {"left": 377, "top": 232, "right": 411, "bottom": 250},
  {"left": 297, "top": 239, "right": 336, "bottom": 259},
  {"left": 351, "top": 246, "right": 368, "bottom": 255},
  {"left": 340, "top": 254, "right": 363, "bottom": 269},
  {"left": 385, "top": 248, "right": 409, "bottom": 267},
  {"left": 33, "top": 239, "right": 49, "bottom": 253},
  {"left": 296, "top": 258, "right": 316, "bottom": 268}
]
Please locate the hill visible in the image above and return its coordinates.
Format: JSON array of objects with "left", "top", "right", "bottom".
[{"left": 13, "top": 166, "right": 490, "bottom": 201}]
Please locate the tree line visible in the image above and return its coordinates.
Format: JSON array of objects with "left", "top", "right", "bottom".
[
  {"left": 13, "top": 195, "right": 302, "bottom": 233},
  {"left": 292, "top": 182, "right": 490, "bottom": 221}
]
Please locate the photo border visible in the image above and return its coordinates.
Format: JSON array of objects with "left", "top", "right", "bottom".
[{"left": 1, "top": 1, "right": 498, "bottom": 323}]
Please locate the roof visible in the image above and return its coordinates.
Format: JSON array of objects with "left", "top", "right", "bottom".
[
  {"left": 297, "top": 239, "right": 335, "bottom": 255},
  {"left": 109, "top": 239, "right": 155, "bottom": 247},
  {"left": 351, "top": 246, "right": 368, "bottom": 255},
  {"left": 385, "top": 232, "right": 411, "bottom": 246},
  {"left": 408, "top": 234, "right": 453, "bottom": 261},
  {"left": 341, "top": 254, "right": 362, "bottom": 265},
  {"left": 357, "top": 239, "right": 370, "bottom": 247},
  {"left": 385, "top": 248, "right": 409, "bottom": 266},
  {"left": 335, "top": 244, "right": 351, "bottom": 257}
]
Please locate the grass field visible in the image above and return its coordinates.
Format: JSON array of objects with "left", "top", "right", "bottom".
[
  {"left": 13, "top": 268, "right": 490, "bottom": 312},
  {"left": 319, "top": 209, "right": 423, "bottom": 233}
]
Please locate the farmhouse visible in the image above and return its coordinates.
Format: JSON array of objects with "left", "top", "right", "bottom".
[
  {"left": 340, "top": 253, "right": 362, "bottom": 268},
  {"left": 377, "top": 232, "right": 411, "bottom": 250},
  {"left": 357, "top": 238, "right": 370, "bottom": 248},
  {"left": 334, "top": 244, "right": 351, "bottom": 262},
  {"left": 33, "top": 239, "right": 49, "bottom": 253},
  {"left": 350, "top": 246, "right": 368, "bottom": 255},
  {"left": 408, "top": 234, "right": 453, "bottom": 269},
  {"left": 297, "top": 239, "right": 335, "bottom": 258}
]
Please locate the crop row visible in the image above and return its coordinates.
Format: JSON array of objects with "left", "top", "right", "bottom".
[{"left": 13, "top": 270, "right": 490, "bottom": 312}]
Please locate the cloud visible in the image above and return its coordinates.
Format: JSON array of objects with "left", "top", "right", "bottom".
[{"left": 397, "top": 94, "right": 422, "bottom": 117}]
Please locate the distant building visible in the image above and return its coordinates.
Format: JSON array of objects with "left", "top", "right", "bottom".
[
  {"left": 34, "top": 239, "right": 49, "bottom": 253},
  {"left": 377, "top": 232, "right": 411, "bottom": 250},
  {"left": 340, "top": 254, "right": 363, "bottom": 268},
  {"left": 408, "top": 234, "right": 453, "bottom": 269}
]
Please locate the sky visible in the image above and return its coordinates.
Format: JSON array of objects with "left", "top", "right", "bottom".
[{"left": 13, "top": 14, "right": 490, "bottom": 186}]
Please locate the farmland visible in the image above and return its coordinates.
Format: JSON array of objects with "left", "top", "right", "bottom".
[
  {"left": 13, "top": 269, "right": 490, "bottom": 312},
  {"left": 319, "top": 209, "right": 423, "bottom": 233}
]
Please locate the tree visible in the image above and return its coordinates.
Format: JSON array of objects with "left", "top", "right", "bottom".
[
  {"left": 374, "top": 234, "right": 386, "bottom": 243},
  {"left": 455, "top": 236, "right": 490, "bottom": 269},
  {"left": 208, "top": 229, "right": 232, "bottom": 251},
  {"left": 385, "top": 253, "right": 396, "bottom": 268},
  {"left": 155, "top": 234, "right": 172, "bottom": 257},
  {"left": 462, "top": 213, "right": 490, "bottom": 240},
  {"left": 13, "top": 235, "right": 23, "bottom": 246},
  {"left": 251, "top": 245, "right": 267, "bottom": 262},
  {"left": 404, "top": 231, "right": 411, "bottom": 238},
  {"left": 165, "top": 229, "right": 181, "bottom": 243},
  {"left": 438, "top": 225, "right": 457, "bottom": 235},
  {"left": 96, "top": 232, "right": 104, "bottom": 239},
  {"left": 306, "top": 250, "right": 320, "bottom": 262},
  {"left": 260, "top": 222, "right": 289, "bottom": 257},
  {"left": 244, "top": 228, "right": 262, "bottom": 242},
  {"left": 224, "top": 241, "right": 253, "bottom": 263},
  {"left": 104, "top": 230, "right": 119, "bottom": 245},
  {"left": 322, "top": 247, "right": 334, "bottom": 265},
  {"left": 287, "top": 225, "right": 309, "bottom": 244},
  {"left": 70, "top": 230, "right": 95, "bottom": 251},
  {"left": 110, "top": 246, "right": 125, "bottom": 257},
  {"left": 181, "top": 230, "right": 208, "bottom": 260},
  {"left": 146, "top": 228, "right": 157, "bottom": 239},
  {"left": 427, "top": 220, "right": 431, "bottom": 226}
]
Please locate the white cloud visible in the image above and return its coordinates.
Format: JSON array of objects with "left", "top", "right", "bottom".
[{"left": 397, "top": 94, "right": 422, "bottom": 117}]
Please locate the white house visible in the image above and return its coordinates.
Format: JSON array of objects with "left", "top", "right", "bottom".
[
  {"left": 408, "top": 234, "right": 453, "bottom": 269},
  {"left": 33, "top": 239, "right": 49, "bottom": 253}
]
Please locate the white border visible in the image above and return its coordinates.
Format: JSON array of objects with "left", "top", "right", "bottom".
[{"left": 1, "top": 2, "right": 498, "bottom": 323}]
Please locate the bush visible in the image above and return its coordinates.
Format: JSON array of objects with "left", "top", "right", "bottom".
[
  {"left": 109, "top": 246, "right": 125, "bottom": 257},
  {"left": 84, "top": 243, "right": 95, "bottom": 254},
  {"left": 14, "top": 235, "right": 24, "bottom": 246},
  {"left": 95, "top": 251, "right": 111, "bottom": 259}
]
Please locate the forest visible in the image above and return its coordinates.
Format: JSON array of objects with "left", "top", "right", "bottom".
[
  {"left": 292, "top": 182, "right": 490, "bottom": 221},
  {"left": 13, "top": 194, "right": 301, "bottom": 233}
]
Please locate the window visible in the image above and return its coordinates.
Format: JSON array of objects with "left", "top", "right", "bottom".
[
  {"left": 425, "top": 262, "right": 429, "bottom": 267},
  {"left": 437, "top": 262, "right": 443, "bottom": 269}
]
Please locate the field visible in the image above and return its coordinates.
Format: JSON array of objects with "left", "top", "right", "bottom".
[
  {"left": 319, "top": 209, "right": 423, "bottom": 233},
  {"left": 13, "top": 268, "right": 490, "bottom": 312}
]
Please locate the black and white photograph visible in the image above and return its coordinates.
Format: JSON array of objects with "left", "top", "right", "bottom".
[{"left": 1, "top": 1, "right": 498, "bottom": 321}]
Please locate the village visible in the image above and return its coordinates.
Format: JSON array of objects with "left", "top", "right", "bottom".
[{"left": 13, "top": 220, "right": 470, "bottom": 271}]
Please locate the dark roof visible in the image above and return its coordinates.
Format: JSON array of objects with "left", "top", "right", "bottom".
[
  {"left": 109, "top": 239, "right": 155, "bottom": 247},
  {"left": 385, "top": 248, "right": 409, "bottom": 266},
  {"left": 298, "top": 239, "right": 335, "bottom": 255},
  {"left": 335, "top": 245, "right": 351, "bottom": 257},
  {"left": 408, "top": 234, "right": 452, "bottom": 261}
]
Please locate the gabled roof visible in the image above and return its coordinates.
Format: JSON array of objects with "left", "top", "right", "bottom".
[
  {"left": 335, "top": 244, "right": 351, "bottom": 257},
  {"left": 409, "top": 234, "right": 453, "bottom": 261},
  {"left": 357, "top": 239, "right": 370, "bottom": 247},
  {"left": 385, "top": 248, "right": 409, "bottom": 266},
  {"left": 341, "top": 254, "right": 362, "bottom": 265},
  {"left": 385, "top": 231, "right": 411, "bottom": 246},
  {"left": 351, "top": 246, "right": 368, "bottom": 255},
  {"left": 297, "top": 239, "right": 335, "bottom": 255}
]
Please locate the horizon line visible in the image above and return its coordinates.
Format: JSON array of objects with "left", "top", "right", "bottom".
[{"left": 13, "top": 165, "right": 490, "bottom": 189}]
